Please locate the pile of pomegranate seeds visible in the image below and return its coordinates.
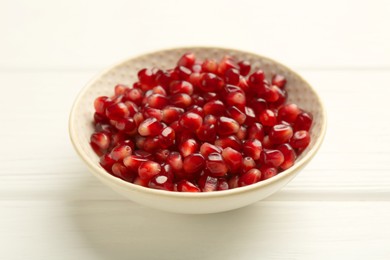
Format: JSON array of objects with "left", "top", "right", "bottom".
[{"left": 90, "top": 53, "right": 313, "bottom": 192}]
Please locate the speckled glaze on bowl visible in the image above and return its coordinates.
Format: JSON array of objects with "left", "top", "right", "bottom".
[{"left": 69, "top": 47, "right": 326, "bottom": 214}]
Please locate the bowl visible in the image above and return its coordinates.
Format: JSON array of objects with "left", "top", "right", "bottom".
[{"left": 69, "top": 47, "right": 326, "bottom": 214}]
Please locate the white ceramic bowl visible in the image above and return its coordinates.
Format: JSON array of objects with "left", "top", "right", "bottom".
[{"left": 69, "top": 47, "right": 326, "bottom": 214}]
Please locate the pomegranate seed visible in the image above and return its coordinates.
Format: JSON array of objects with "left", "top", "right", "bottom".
[
  {"left": 158, "top": 127, "right": 175, "bottom": 148},
  {"left": 244, "top": 106, "right": 256, "bottom": 126},
  {"left": 227, "top": 106, "right": 246, "bottom": 124},
  {"left": 225, "top": 91, "right": 246, "bottom": 108},
  {"left": 133, "top": 176, "right": 149, "bottom": 187},
  {"left": 200, "top": 73, "right": 224, "bottom": 92},
  {"left": 199, "top": 175, "right": 218, "bottom": 192},
  {"left": 162, "top": 106, "right": 184, "bottom": 124},
  {"left": 247, "top": 123, "right": 264, "bottom": 141},
  {"left": 206, "top": 153, "right": 228, "bottom": 177},
  {"left": 105, "top": 102, "right": 130, "bottom": 120},
  {"left": 262, "top": 135, "right": 273, "bottom": 149},
  {"left": 218, "top": 56, "right": 239, "bottom": 75},
  {"left": 225, "top": 68, "right": 240, "bottom": 85},
  {"left": 154, "top": 149, "right": 170, "bottom": 163},
  {"left": 143, "top": 107, "right": 163, "bottom": 121},
  {"left": 290, "top": 130, "right": 311, "bottom": 149},
  {"left": 112, "top": 162, "right": 134, "bottom": 181},
  {"left": 170, "top": 93, "right": 192, "bottom": 108},
  {"left": 138, "top": 161, "right": 161, "bottom": 180},
  {"left": 202, "top": 59, "right": 218, "bottom": 73},
  {"left": 148, "top": 174, "right": 174, "bottom": 191},
  {"left": 295, "top": 112, "right": 313, "bottom": 131},
  {"left": 238, "top": 60, "right": 251, "bottom": 76},
  {"left": 259, "top": 109, "right": 277, "bottom": 126},
  {"left": 169, "top": 81, "right": 193, "bottom": 95},
  {"left": 124, "top": 101, "right": 139, "bottom": 116},
  {"left": 204, "top": 114, "right": 217, "bottom": 125},
  {"left": 110, "top": 144, "right": 132, "bottom": 161},
  {"left": 251, "top": 98, "right": 267, "bottom": 114},
  {"left": 142, "top": 137, "right": 160, "bottom": 152},
  {"left": 155, "top": 70, "right": 173, "bottom": 88},
  {"left": 222, "top": 147, "right": 243, "bottom": 173},
  {"left": 248, "top": 70, "right": 265, "bottom": 86},
  {"left": 179, "top": 138, "right": 199, "bottom": 157},
  {"left": 124, "top": 88, "right": 143, "bottom": 105},
  {"left": 133, "top": 112, "right": 144, "bottom": 126},
  {"left": 191, "top": 93, "right": 205, "bottom": 106},
  {"left": 278, "top": 104, "right": 301, "bottom": 123},
  {"left": 138, "top": 68, "right": 155, "bottom": 87},
  {"left": 160, "top": 164, "right": 175, "bottom": 180},
  {"left": 183, "top": 153, "right": 206, "bottom": 174},
  {"left": 262, "top": 149, "right": 284, "bottom": 167},
  {"left": 217, "top": 116, "right": 240, "bottom": 136},
  {"left": 187, "top": 105, "right": 204, "bottom": 117},
  {"left": 264, "top": 85, "right": 283, "bottom": 103},
  {"left": 228, "top": 175, "right": 239, "bottom": 189},
  {"left": 94, "top": 96, "right": 109, "bottom": 115},
  {"left": 133, "top": 150, "right": 153, "bottom": 159},
  {"left": 236, "top": 125, "right": 247, "bottom": 140},
  {"left": 123, "top": 155, "right": 147, "bottom": 171},
  {"left": 237, "top": 76, "right": 250, "bottom": 92},
  {"left": 177, "top": 52, "right": 195, "bottom": 68},
  {"left": 200, "top": 142, "right": 222, "bottom": 157},
  {"left": 147, "top": 94, "right": 168, "bottom": 109},
  {"left": 175, "top": 66, "right": 192, "bottom": 80},
  {"left": 91, "top": 132, "right": 110, "bottom": 151},
  {"left": 152, "top": 86, "right": 167, "bottom": 95},
  {"left": 100, "top": 153, "right": 116, "bottom": 172},
  {"left": 196, "top": 123, "right": 217, "bottom": 142},
  {"left": 269, "top": 124, "right": 293, "bottom": 144},
  {"left": 243, "top": 139, "right": 262, "bottom": 160},
  {"left": 179, "top": 112, "right": 203, "bottom": 130},
  {"left": 114, "top": 84, "right": 129, "bottom": 96},
  {"left": 203, "top": 92, "right": 218, "bottom": 101},
  {"left": 272, "top": 74, "right": 287, "bottom": 88},
  {"left": 203, "top": 100, "right": 225, "bottom": 117},
  {"left": 261, "top": 166, "right": 278, "bottom": 180},
  {"left": 113, "top": 118, "right": 137, "bottom": 134},
  {"left": 166, "top": 152, "right": 183, "bottom": 173},
  {"left": 138, "top": 118, "right": 164, "bottom": 136},
  {"left": 217, "top": 179, "right": 229, "bottom": 190},
  {"left": 242, "top": 157, "right": 256, "bottom": 174},
  {"left": 176, "top": 180, "right": 200, "bottom": 192},
  {"left": 278, "top": 143, "right": 296, "bottom": 170},
  {"left": 94, "top": 112, "right": 108, "bottom": 124},
  {"left": 239, "top": 169, "right": 262, "bottom": 187},
  {"left": 214, "top": 135, "right": 242, "bottom": 151}
]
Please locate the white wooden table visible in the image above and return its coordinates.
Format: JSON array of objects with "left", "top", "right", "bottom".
[{"left": 1, "top": 1, "right": 390, "bottom": 259}]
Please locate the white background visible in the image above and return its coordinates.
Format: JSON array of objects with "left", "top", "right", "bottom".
[{"left": 1, "top": 0, "right": 390, "bottom": 259}]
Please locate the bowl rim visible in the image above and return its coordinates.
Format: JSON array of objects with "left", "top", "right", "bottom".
[{"left": 69, "top": 46, "right": 327, "bottom": 199}]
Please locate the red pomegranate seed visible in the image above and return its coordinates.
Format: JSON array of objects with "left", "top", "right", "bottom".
[
  {"left": 206, "top": 153, "right": 228, "bottom": 177},
  {"left": 160, "top": 164, "right": 175, "bottom": 180},
  {"left": 154, "top": 149, "right": 170, "bottom": 163},
  {"left": 158, "top": 127, "right": 175, "bottom": 148},
  {"left": 200, "top": 73, "right": 224, "bottom": 92},
  {"left": 222, "top": 147, "right": 243, "bottom": 173},
  {"left": 269, "top": 124, "right": 293, "bottom": 144},
  {"left": 225, "top": 91, "right": 246, "bottom": 108},
  {"left": 237, "top": 60, "right": 250, "bottom": 76},
  {"left": 124, "top": 101, "right": 139, "bottom": 116},
  {"left": 93, "top": 112, "right": 108, "bottom": 124},
  {"left": 105, "top": 102, "right": 130, "bottom": 120},
  {"left": 200, "top": 142, "right": 222, "bottom": 157},
  {"left": 203, "top": 100, "right": 225, "bottom": 117},
  {"left": 264, "top": 85, "right": 283, "bottom": 103},
  {"left": 152, "top": 85, "right": 167, "bottom": 95},
  {"left": 228, "top": 175, "right": 239, "bottom": 189},
  {"left": 138, "top": 118, "right": 164, "bottom": 137},
  {"left": 114, "top": 84, "right": 129, "bottom": 96},
  {"left": 196, "top": 123, "right": 217, "bottom": 142},
  {"left": 166, "top": 152, "right": 183, "bottom": 173},
  {"left": 142, "top": 137, "right": 160, "bottom": 152},
  {"left": 225, "top": 68, "right": 240, "bottom": 85},
  {"left": 236, "top": 125, "right": 247, "bottom": 140},
  {"left": 290, "top": 130, "right": 311, "bottom": 149},
  {"left": 218, "top": 56, "right": 239, "bottom": 75},
  {"left": 138, "top": 161, "right": 161, "bottom": 180},
  {"left": 217, "top": 179, "right": 229, "bottom": 190},
  {"left": 278, "top": 143, "right": 296, "bottom": 170},
  {"left": 91, "top": 132, "right": 111, "bottom": 151},
  {"left": 204, "top": 114, "right": 217, "bottom": 125},
  {"left": 272, "top": 74, "right": 287, "bottom": 88},
  {"left": 243, "top": 139, "right": 262, "bottom": 160},
  {"left": 94, "top": 96, "right": 109, "bottom": 115},
  {"left": 241, "top": 157, "right": 256, "bottom": 174},
  {"left": 239, "top": 169, "right": 262, "bottom": 187},
  {"left": 111, "top": 162, "right": 134, "bottom": 181},
  {"left": 169, "top": 80, "right": 193, "bottom": 95},
  {"left": 179, "top": 138, "right": 199, "bottom": 157},
  {"left": 147, "top": 94, "right": 168, "bottom": 109},
  {"left": 214, "top": 135, "right": 242, "bottom": 151},
  {"left": 295, "top": 112, "right": 313, "bottom": 131},
  {"left": 202, "top": 59, "right": 218, "bottom": 73},
  {"left": 175, "top": 66, "right": 192, "bottom": 80},
  {"left": 261, "top": 166, "right": 278, "bottom": 180},
  {"left": 133, "top": 112, "right": 145, "bottom": 126},
  {"left": 262, "top": 149, "right": 284, "bottom": 167},
  {"left": 187, "top": 105, "right": 205, "bottom": 117},
  {"left": 124, "top": 88, "right": 143, "bottom": 105},
  {"left": 199, "top": 175, "right": 218, "bottom": 192},
  {"left": 133, "top": 150, "right": 153, "bottom": 159},
  {"left": 148, "top": 174, "right": 174, "bottom": 191},
  {"left": 191, "top": 93, "right": 205, "bottom": 106},
  {"left": 133, "top": 176, "right": 149, "bottom": 187},
  {"left": 110, "top": 144, "right": 132, "bottom": 161},
  {"left": 162, "top": 106, "right": 184, "bottom": 124},
  {"left": 170, "top": 93, "right": 192, "bottom": 108},
  {"left": 237, "top": 76, "right": 250, "bottom": 92},
  {"left": 100, "top": 153, "right": 116, "bottom": 172},
  {"left": 176, "top": 180, "right": 200, "bottom": 192},
  {"left": 259, "top": 109, "right": 277, "bottom": 126},
  {"left": 217, "top": 116, "right": 240, "bottom": 136},
  {"left": 244, "top": 106, "right": 256, "bottom": 126},
  {"left": 183, "top": 153, "right": 206, "bottom": 174},
  {"left": 227, "top": 106, "right": 246, "bottom": 124},
  {"left": 143, "top": 107, "right": 163, "bottom": 121},
  {"left": 123, "top": 155, "right": 147, "bottom": 171},
  {"left": 250, "top": 98, "right": 267, "bottom": 114},
  {"left": 113, "top": 118, "right": 137, "bottom": 134},
  {"left": 278, "top": 104, "right": 301, "bottom": 123},
  {"left": 248, "top": 70, "right": 265, "bottom": 86},
  {"left": 138, "top": 68, "right": 155, "bottom": 87},
  {"left": 247, "top": 123, "right": 264, "bottom": 141},
  {"left": 203, "top": 92, "right": 218, "bottom": 101},
  {"left": 179, "top": 112, "right": 203, "bottom": 130},
  {"left": 262, "top": 135, "right": 273, "bottom": 149},
  {"left": 177, "top": 52, "right": 195, "bottom": 68}
]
